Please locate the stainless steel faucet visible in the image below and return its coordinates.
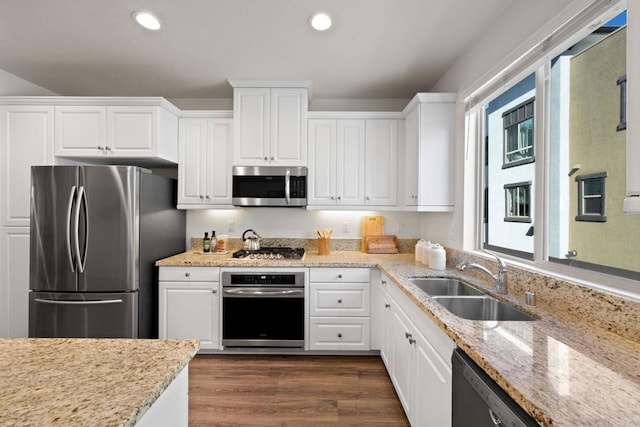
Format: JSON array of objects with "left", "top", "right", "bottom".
[{"left": 457, "top": 251, "right": 508, "bottom": 294}]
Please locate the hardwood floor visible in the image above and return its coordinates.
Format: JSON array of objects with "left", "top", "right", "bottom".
[{"left": 189, "top": 354, "right": 410, "bottom": 426}]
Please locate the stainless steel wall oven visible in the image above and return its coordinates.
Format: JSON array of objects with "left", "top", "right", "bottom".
[{"left": 221, "top": 270, "right": 305, "bottom": 348}]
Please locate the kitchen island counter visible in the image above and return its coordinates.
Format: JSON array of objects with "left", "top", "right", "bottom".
[
  {"left": 156, "top": 250, "right": 640, "bottom": 426},
  {"left": 0, "top": 338, "right": 199, "bottom": 426}
]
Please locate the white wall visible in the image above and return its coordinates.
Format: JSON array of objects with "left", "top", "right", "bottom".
[
  {"left": 0, "top": 69, "right": 57, "bottom": 96},
  {"left": 185, "top": 209, "right": 421, "bottom": 249},
  {"left": 429, "top": 0, "right": 589, "bottom": 250}
]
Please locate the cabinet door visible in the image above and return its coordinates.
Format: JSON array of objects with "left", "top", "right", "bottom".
[
  {"left": 380, "top": 287, "right": 393, "bottom": 369},
  {"left": 412, "top": 327, "right": 452, "bottom": 427},
  {"left": 307, "top": 119, "right": 337, "bottom": 205},
  {"left": 0, "top": 106, "right": 54, "bottom": 226},
  {"left": 365, "top": 120, "right": 397, "bottom": 206},
  {"left": 55, "top": 106, "right": 107, "bottom": 156},
  {"left": 336, "top": 119, "right": 365, "bottom": 205},
  {"left": 390, "top": 302, "right": 414, "bottom": 416},
  {"left": 205, "top": 118, "right": 233, "bottom": 204},
  {"left": 178, "top": 119, "right": 208, "bottom": 205},
  {"left": 309, "top": 317, "right": 370, "bottom": 351},
  {"left": 107, "top": 106, "right": 156, "bottom": 155},
  {"left": 158, "top": 281, "right": 220, "bottom": 350},
  {"left": 404, "top": 107, "right": 419, "bottom": 206},
  {"left": 309, "top": 283, "right": 370, "bottom": 317},
  {"left": 233, "top": 88, "right": 270, "bottom": 165},
  {"left": 270, "top": 88, "right": 307, "bottom": 165},
  {"left": 0, "top": 227, "right": 30, "bottom": 337}
]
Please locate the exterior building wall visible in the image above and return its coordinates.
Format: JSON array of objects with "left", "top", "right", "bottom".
[{"left": 569, "top": 28, "right": 639, "bottom": 272}]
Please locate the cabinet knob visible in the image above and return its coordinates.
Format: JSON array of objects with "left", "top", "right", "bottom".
[
  {"left": 337, "top": 196, "right": 342, "bottom": 200},
  {"left": 384, "top": 303, "right": 390, "bottom": 309},
  {"left": 185, "top": 272, "right": 190, "bottom": 277},
  {"left": 199, "top": 195, "right": 204, "bottom": 199},
  {"left": 337, "top": 333, "right": 342, "bottom": 338},
  {"left": 206, "top": 195, "right": 210, "bottom": 200},
  {"left": 97, "top": 146, "right": 103, "bottom": 150},
  {"left": 264, "top": 156, "right": 268, "bottom": 161},
  {"left": 381, "top": 280, "right": 387, "bottom": 284},
  {"left": 337, "top": 299, "right": 343, "bottom": 304},
  {"left": 330, "top": 196, "right": 335, "bottom": 200},
  {"left": 270, "top": 156, "right": 275, "bottom": 161},
  {"left": 104, "top": 146, "right": 111, "bottom": 151},
  {"left": 337, "top": 274, "right": 343, "bottom": 279},
  {"left": 405, "top": 332, "right": 412, "bottom": 339},
  {"left": 212, "top": 289, "right": 217, "bottom": 294},
  {"left": 409, "top": 338, "right": 416, "bottom": 345},
  {"left": 366, "top": 196, "right": 371, "bottom": 200}
]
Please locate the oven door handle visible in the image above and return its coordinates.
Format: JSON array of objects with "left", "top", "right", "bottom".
[{"left": 223, "top": 287, "right": 304, "bottom": 298}]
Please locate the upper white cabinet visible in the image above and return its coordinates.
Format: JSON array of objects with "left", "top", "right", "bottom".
[
  {"left": 177, "top": 116, "right": 233, "bottom": 208},
  {"left": 307, "top": 114, "right": 399, "bottom": 208},
  {"left": 230, "top": 81, "right": 309, "bottom": 166},
  {"left": 54, "top": 98, "right": 179, "bottom": 164},
  {"left": 402, "top": 93, "right": 456, "bottom": 211},
  {"left": 0, "top": 105, "right": 54, "bottom": 226}
]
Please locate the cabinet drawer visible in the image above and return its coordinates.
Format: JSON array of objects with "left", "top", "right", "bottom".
[
  {"left": 158, "top": 266, "right": 220, "bottom": 282},
  {"left": 309, "top": 267, "right": 370, "bottom": 283},
  {"left": 309, "top": 283, "right": 370, "bottom": 317},
  {"left": 309, "top": 317, "right": 370, "bottom": 351}
]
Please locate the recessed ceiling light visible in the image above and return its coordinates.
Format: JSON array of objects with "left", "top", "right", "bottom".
[
  {"left": 309, "top": 12, "right": 332, "bottom": 31},
  {"left": 132, "top": 11, "right": 161, "bottom": 30}
]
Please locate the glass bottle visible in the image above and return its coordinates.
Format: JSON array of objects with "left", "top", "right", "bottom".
[
  {"left": 203, "top": 232, "right": 211, "bottom": 253},
  {"left": 211, "top": 231, "right": 218, "bottom": 253}
]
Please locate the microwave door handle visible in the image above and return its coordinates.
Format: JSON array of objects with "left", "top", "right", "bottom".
[
  {"left": 285, "top": 169, "right": 291, "bottom": 205},
  {"left": 66, "top": 185, "right": 77, "bottom": 272}
]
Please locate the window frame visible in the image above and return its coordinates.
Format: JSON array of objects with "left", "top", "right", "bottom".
[
  {"left": 462, "top": 1, "right": 639, "bottom": 301},
  {"left": 501, "top": 98, "right": 535, "bottom": 168},
  {"left": 575, "top": 172, "right": 607, "bottom": 222},
  {"left": 504, "top": 181, "right": 532, "bottom": 222}
]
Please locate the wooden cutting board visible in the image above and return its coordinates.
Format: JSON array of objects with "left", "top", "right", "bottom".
[
  {"left": 365, "top": 235, "right": 398, "bottom": 253},
  {"left": 361, "top": 215, "right": 384, "bottom": 252}
]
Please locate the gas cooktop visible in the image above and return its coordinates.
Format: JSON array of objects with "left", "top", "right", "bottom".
[{"left": 231, "top": 247, "right": 306, "bottom": 260}]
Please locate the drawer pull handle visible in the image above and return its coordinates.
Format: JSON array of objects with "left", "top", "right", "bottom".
[
  {"left": 381, "top": 280, "right": 387, "bottom": 284},
  {"left": 338, "top": 274, "right": 343, "bottom": 279},
  {"left": 337, "top": 333, "right": 342, "bottom": 338},
  {"left": 185, "top": 272, "right": 190, "bottom": 277},
  {"left": 409, "top": 338, "right": 416, "bottom": 345},
  {"left": 384, "top": 303, "right": 390, "bottom": 309},
  {"left": 337, "top": 299, "right": 342, "bottom": 304},
  {"left": 405, "top": 332, "right": 412, "bottom": 339}
]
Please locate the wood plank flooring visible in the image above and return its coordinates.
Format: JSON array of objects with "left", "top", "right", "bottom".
[{"left": 189, "top": 354, "right": 410, "bottom": 426}]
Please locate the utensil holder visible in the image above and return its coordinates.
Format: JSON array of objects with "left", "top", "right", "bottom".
[{"left": 318, "top": 237, "right": 330, "bottom": 255}]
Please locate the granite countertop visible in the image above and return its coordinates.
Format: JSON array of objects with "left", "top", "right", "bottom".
[
  {"left": 0, "top": 338, "right": 200, "bottom": 426},
  {"left": 157, "top": 250, "right": 640, "bottom": 426}
]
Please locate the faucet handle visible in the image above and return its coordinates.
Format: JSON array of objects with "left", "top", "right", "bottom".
[{"left": 484, "top": 250, "right": 507, "bottom": 271}]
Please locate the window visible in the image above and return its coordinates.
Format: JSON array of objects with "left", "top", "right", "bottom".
[
  {"left": 576, "top": 173, "right": 607, "bottom": 222},
  {"left": 504, "top": 182, "right": 532, "bottom": 222},
  {"left": 474, "top": 7, "right": 640, "bottom": 282},
  {"left": 617, "top": 74, "right": 627, "bottom": 131},
  {"left": 503, "top": 99, "right": 534, "bottom": 167}
]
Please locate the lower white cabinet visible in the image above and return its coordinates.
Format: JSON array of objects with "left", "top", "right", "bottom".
[
  {"left": 380, "top": 273, "right": 455, "bottom": 427},
  {"left": 308, "top": 267, "right": 371, "bottom": 351},
  {"left": 158, "top": 267, "right": 220, "bottom": 351}
]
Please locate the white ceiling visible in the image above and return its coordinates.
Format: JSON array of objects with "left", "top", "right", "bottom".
[{"left": 0, "top": 0, "right": 510, "bottom": 100}]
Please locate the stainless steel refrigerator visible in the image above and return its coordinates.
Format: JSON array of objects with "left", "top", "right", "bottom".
[{"left": 29, "top": 165, "right": 185, "bottom": 338}]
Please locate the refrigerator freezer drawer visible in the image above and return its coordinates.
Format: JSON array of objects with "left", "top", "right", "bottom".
[{"left": 29, "top": 291, "right": 137, "bottom": 338}]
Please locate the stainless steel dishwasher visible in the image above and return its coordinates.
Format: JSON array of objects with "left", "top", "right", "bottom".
[{"left": 452, "top": 348, "right": 540, "bottom": 427}]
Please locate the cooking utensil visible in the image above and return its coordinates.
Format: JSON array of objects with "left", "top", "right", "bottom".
[{"left": 242, "top": 229, "right": 262, "bottom": 250}]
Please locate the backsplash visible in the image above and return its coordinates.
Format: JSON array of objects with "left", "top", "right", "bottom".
[{"left": 446, "top": 248, "right": 640, "bottom": 344}]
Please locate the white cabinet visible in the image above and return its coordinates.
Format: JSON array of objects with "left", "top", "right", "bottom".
[
  {"left": 158, "top": 267, "right": 220, "bottom": 351},
  {"left": 380, "top": 274, "right": 455, "bottom": 426},
  {"left": 308, "top": 267, "right": 371, "bottom": 351},
  {"left": 177, "top": 117, "right": 233, "bottom": 208},
  {"left": 307, "top": 117, "right": 398, "bottom": 207},
  {"left": 402, "top": 93, "right": 456, "bottom": 211},
  {"left": 0, "top": 105, "right": 54, "bottom": 338},
  {"left": 308, "top": 119, "right": 365, "bottom": 205},
  {"left": 365, "top": 119, "right": 398, "bottom": 206},
  {"left": 232, "top": 85, "right": 308, "bottom": 166},
  {"left": 55, "top": 101, "right": 179, "bottom": 164}
]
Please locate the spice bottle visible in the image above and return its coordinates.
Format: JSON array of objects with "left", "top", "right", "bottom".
[{"left": 203, "top": 232, "right": 211, "bottom": 253}]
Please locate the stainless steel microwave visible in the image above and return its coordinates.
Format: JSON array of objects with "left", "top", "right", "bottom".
[{"left": 232, "top": 166, "right": 307, "bottom": 207}]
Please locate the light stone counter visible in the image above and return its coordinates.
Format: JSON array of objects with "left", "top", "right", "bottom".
[
  {"left": 0, "top": 338, "right": 199, "bottom": 426},
  {"left": 156, "top": 250, "right": 640, "bottom": 426}
]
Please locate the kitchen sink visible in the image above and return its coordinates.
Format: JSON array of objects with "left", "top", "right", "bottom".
[
  {"left": 432, "top": 296, "right": 538, "bottom": 321},
  {"left": 410, "top": 278, "right": 484, "bottom": 297}
]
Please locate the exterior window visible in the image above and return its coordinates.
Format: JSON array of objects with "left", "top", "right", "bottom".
[
  {"left": 617, "top": 74, "right": 627, "bottom": 131},
  {"left": 576, "top": 173, "right": 607, "bottom": 222},
  {"left": 503, "top": 99, "right": 534, "bottom": 167},
  {"left": 504, "top": 182, "right": 532, "bottom": 222}
]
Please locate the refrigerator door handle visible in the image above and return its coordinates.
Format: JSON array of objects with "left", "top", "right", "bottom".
[
  {"left": 67, "top": 185, "right": 77, "bottom": 272},
  {"left": 74, "top": 186, "right": 88, "bottom": 273},
  {"left": 34, "top": 298, "right": 124, "bottom": 305}
]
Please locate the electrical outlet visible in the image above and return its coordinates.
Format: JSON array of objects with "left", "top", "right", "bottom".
[
  {"left": 227, "top": 220, "right": 235, "bottom": 233},
  {"left": 342, "top": 221, "right": 349, "bottom": 233}
]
